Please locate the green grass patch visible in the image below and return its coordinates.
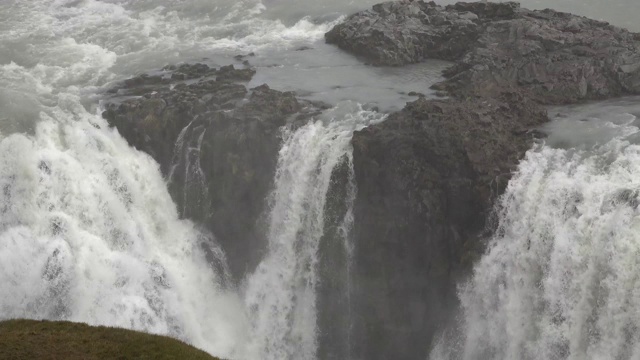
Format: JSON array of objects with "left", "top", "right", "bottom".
[{"left": 0, "top": 319, "right": 222, "bottom": 360}]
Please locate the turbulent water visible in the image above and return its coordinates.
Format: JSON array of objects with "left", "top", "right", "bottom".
[
  {"left": 0, "top": 1, "right": 390, "bottom": 358},
  {"left": 244, "top": 104, "right": 384, "bottom": 359},
  {"left": 3, "top": 0, "right": 640, "bottom": 359},
  {"left": 431, "top": 100, "right": 640, "bottom": 360},
  {"left": 0, "top": 103, "right": 247, "bottom": 357}
]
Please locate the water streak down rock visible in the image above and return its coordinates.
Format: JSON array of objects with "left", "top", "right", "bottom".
[{"left": 103, "top": 64, "right": 324, "bottom": 281}]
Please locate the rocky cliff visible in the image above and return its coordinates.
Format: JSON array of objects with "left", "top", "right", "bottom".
[
  {"left": 326, "top": 1, "right": 640, "bottom": 358},
  {"left": 100, "top": 2, "right": 640, "bottom": 359},
  {"left": 350, "top": 91, "right": 547, "bottom": 359},
  {"left": 103, "top": 64, "right": 324, "bottom": 280}
]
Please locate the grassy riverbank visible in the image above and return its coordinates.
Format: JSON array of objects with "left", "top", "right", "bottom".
[{"left": 0, "top": 319, "right": 221, "bottom": 360}]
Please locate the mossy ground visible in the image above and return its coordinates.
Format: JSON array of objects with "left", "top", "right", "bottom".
[{"left": 0, "top": 319, "right": 221, "bottom": 360}]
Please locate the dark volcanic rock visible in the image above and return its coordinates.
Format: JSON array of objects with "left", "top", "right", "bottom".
[
  {"left": 165, "top": 63, "right": 218, "bottom": 80},
  {"left": 350, "top": 91, "right": 548, "bottom": 359},
  {"left": 102, "top": 64, "right": 321, "bottom": 280},
  {"left": 216, "top": 64, "right": 256, "bottom": 82},
  {"left": 327, "top": 8, "right": 640, "bottom": 354},
  {"left": 437, "top": 8, "right": 640, "bottom": 103},
  {"left": 103, "top": 78, "right": 247, "bottom": 172},
  {"left": 326, "top": 0, "right": 484, "bottom": 66},
  {"left": 326, "top": 1, "right": 640, "bottom": 103},
  {"left": 102, "top": 4, "right": 640, "bottom": 358}
]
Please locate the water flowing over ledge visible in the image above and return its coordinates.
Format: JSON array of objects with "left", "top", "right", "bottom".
[
  {"left": 244, "top": 103, "right": 385, "bottom": 359},
  {"left": 0, "top": 110, "right": 247, "bottom": 359},
  {"left": 4, "top": 0, "right": 640, "bottom": 359},
  {"left": 432, "top": 137, "right": 640, "bottom": 359}
]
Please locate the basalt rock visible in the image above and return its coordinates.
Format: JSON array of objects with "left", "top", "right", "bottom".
[
  {"left": 325, "top": 1, "right": 484, "bottom": 66},
  {"left": 325, "top": 3, "right": 640, "bottom": 357},
  {"left": 102, "top": 63, "right": 323, "bottom": 280},
  {"left": 350, "top": 90, "right": 548, "bottom": 359},
  {"left": 326, "top": 1, "right": 640, "bottom": 103},
  {"left": 216, "top": 64, "right": 256, "bottom": 82}
]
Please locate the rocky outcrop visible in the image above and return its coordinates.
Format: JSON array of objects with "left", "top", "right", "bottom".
[
  {"left": 324, "top": 3, "right": 640, "bottom": 358},
  {"left": 326, "top": 1, "right": 640, "bottom": 103},
  {"left": 325, "top": 1, "right": 489, "bottom": 66},
  {"left": 100, "top": 3, "right": 640, "bottom": 359},
  {"left": 103, "top": 64, "right": 324, "bottom": 280},
  {"left": 349, "top": 91, "right": 547, "bottom": 359}
]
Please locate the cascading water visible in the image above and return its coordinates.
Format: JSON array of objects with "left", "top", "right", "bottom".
[
  {"left": 0, "top": 107, "right": 248, "bottom": 359},
  {"left": 243, "top": 103, "right": 385, "bottom": 360},
  {"left": 0, "top": 1, "right": 361, "bottom": 358},
  {"left": 168, "top": 119, "right": 210, "bottom": 220},
  {"left": 6, "top": 0, "right": 640, "bottom": 359},
  {"left": 431, "top": 107, "right": 640, "bottom": 360}
]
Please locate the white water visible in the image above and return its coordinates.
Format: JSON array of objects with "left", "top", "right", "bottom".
[
  {"left": 168, "top": 120, "right": 210, "bottom": 219},
  {"left": 431, "top": 105, "right": 640, "bottom": 360},
  {"left": 4, "top": 0, "right": 640, "bottom": 359},
  {"left": 0, "top": 107, "right": 247, "bottom": 358},
  {"left": 243, "top": 103, "right": 385, "bottom": 360}
]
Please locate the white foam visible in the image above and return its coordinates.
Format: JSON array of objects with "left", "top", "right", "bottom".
[
  {"left": 243, "top": 102, "right": 385, "bottom": 360},
  {"left": 0, "top": 102, "right": 249, "bottom": 358},
  {"left": 432, "top": 135, "right": 640, "bottom": 359}
]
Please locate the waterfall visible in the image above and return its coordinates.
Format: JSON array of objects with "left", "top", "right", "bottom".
[
  {"left": 0, "top": 109, "right": 248, "bottom": 359},
  {"left": 243, "top": 102, "right": 385, "bottom": 360},
  {"left": 168, "top": 119, "right": 211, "bottom": 221},
  {"left": 431, "top": 136, "right": 640, "bottom": 360}
]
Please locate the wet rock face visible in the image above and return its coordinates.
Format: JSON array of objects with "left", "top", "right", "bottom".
[
  {"left": 101, "top": 4, "right": 640, "bottom": 358},
  {"left": 349, "top": 92, "right": 548, "bottom": 359},
  {"left": 103, "top": 69, "right": 249, "bottom": 173},
  {"left": 326, "top": 1, "right": 640, "bottom": 103},
  {"left": 103, "top": 63, "right": 322, "bottom": 280},
  {"left": 327, "top": 7, "right": 640, "bottom": 354}
]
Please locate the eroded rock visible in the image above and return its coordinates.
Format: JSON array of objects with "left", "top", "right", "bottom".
[
  {"left": 327, "top": 8, "right": 640, "bottom": 354},
  {"left": 350, "top": 90, "right": 548, "bottom": 359},
  {"left": 102, "top": 63, "right": 322, "bottom": 280},
  {"left": 325, "top": 1, "right": 483, "bottom": 66},
  {"left": 326, "top": 1, "right": 640, "bottom": 103}
]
